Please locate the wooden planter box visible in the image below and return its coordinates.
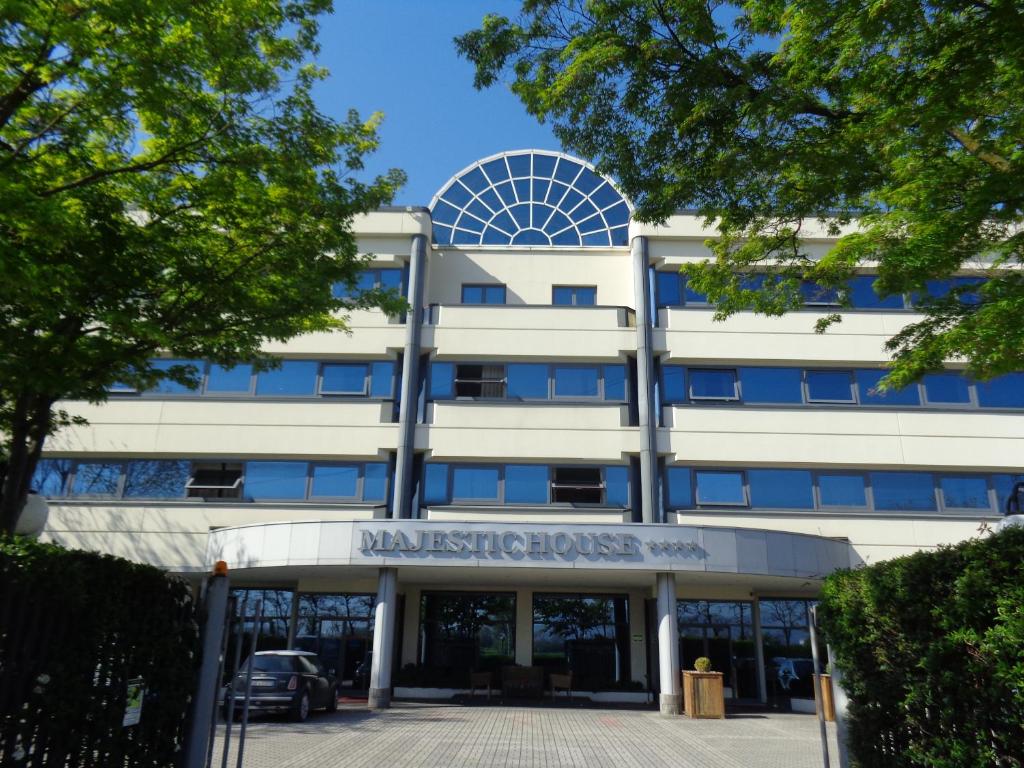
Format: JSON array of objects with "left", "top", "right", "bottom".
[
  {"left": 814, "top": 674, "right": 836, "bottom": 722},
  {"left": 682, "top": 671, "right": 725, "bottom": 719}
]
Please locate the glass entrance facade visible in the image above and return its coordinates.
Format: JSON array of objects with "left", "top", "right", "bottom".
[
  {"left": 293, "top": 593, "right": 376, "bottom": 692},
  {"left": 677, "top": 600, "right": 758, "bottom": 701},
  {"left": 532, "top": 593, "right": 631, "bottom": 690},
  {"left": 417, "top": 591, "right": 516, "bottom": 687},
  {"left": 760, "top": 598, "right": 818, "bottom": 704}
]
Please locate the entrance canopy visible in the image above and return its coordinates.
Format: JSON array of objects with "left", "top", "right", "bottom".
[{"left": 207, "top": 520, "right": 850, "bottom": 580}]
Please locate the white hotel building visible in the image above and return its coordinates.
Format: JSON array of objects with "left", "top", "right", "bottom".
[{"left": 32, "top": 150, "right": 1024, "bottom": 713}]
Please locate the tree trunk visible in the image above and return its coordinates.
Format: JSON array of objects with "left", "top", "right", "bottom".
[{"left": 0, "top": 394, "right": 54, "bottom": 535}]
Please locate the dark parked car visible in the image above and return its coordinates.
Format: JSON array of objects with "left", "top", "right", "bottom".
[{"left": 223, "top": 651, "right": 338, "bottom": 722}]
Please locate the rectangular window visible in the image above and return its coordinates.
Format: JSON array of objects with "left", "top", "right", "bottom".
[
  {"left": 31, "top": 459, "right": 73, "bottom": 497},
  {"left": 740, "top": 367, "right": 803, "bottom": 404},
  {"left": 805, "top": 370, "right": 855, "bottom": 403},
  {"left": 800, "top": 282, "right": 840, "bottom": 306},
  {"left": 666, "top": 468, "right": 693, "bottom": 508},
  {"left": 870, "top": 472, "right": 937, "bottom": 511},
  {"left": 149, "top": 359, "right": 203, "bottom": 394},
  {"left": 505, "top": 465, "right": 548, "bottom": 503},
  {"left": 310, "top": 464, "right": 359, "bottom": 498},
  {"left": 552, "top": 286, "right": 597, "bottom": 306},
  {"left": 604, "top": 365, "right": 626, "bottom": 401},
  {"left": 123, "top": 460, "right": 190, "bottom": 498},
  {"left": 655, "top": 271, "right": 682, "bottom": 307},
  {"left": 507, "top": 364, "right": 548, "bottom": 399},
  {"left": 748, "top": 469, "right": 814, "bottom": 509},
  {"left": 847, "top": 276, "right": 905, "bottom": 309},
  {"left": 206, "top": 364, "right": 253, "bottom": 394},
  {"left": 187, "top": 463, "right": 243, "bottom": 499},
  {"left": 994, "top": 474, "right": 1024, "bottom": 513},
  {"left": 689, "top": 369, "right": 738, "bottom": 400},
  {"left": 451, "top": 466, "right": 500, "bottom": 501},
  {"left": 320, "top": 364, "right": 368, "bottom": 395},
  {"left": 454, "top": 364, "right": 506, "bottom": 397},
  {"left": 244, "top": 461, "right": 308, "bottom": 500},
  {"left": 551, "top": 467, "right": 603, "bottom": 503},
  {"left": 362, "top": 463, "right": 388, "bottom": 501},
  {"left": 461, "top": 284, "right": 506, "bottom": 304},
  {"left": 695, "top": 471, "right": 746, "bottom": 506},
  {"left": 429, "top": 362, "right": 454, "bottom": 399},
  {"left": 255, "top": 360, "right": 318, "bottom": 396},
  {"left": 605, "top": 466, "right": 629, "bottom": 506},
  {"left": 333, "top": 267, "right": 404, "bottom": 299},
  {"left": 939, "top": 476, "right": 990, "bottom": 510},
  {"left": 977, "top": 373, "right": 1024, "bottom": 408},
  {"left": 71, "top": 461, "right": 123, "bottom": 497},
  {"left": 817, "top": 474, "right": 867, "bottom": 508},
  {"left": 922, "top": 373, "right": 971, "bottom": 405},
  {"left": 369, "top": 361, "right": 396, "bottom": 398},
  {"left": 856, "top": 370, "right": 921, "bottom": 406},
  {"left": 553, "top": 366, "right": 599, "bottom": 398},
  {"left": 423, "top": 464, "right": 449, "bottom": 504},
  {"left": 662, "top": 366, "right": 686, "bottom": 404}
]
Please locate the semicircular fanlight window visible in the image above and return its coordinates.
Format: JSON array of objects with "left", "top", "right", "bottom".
[{"left": 430, "top": 150, "right": 631, "bottom": 247}]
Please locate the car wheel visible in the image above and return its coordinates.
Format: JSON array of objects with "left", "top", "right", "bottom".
[
  {"left": 291, "top": 691, "right": 310, "bottom": 722},
  {"left": 325, "top": 686, "right": 338, "bottom": 712}
]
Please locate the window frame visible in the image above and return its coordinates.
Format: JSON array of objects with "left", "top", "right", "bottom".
[
  {"left": 921, "top": 372, "right": 976, "bottom": 408},
  {"left": 422, "top": 463, "right": 628, "bottom": 507},
  {"left": 318, "top": 362, "right": 371, "bottom": 397},
  {"left": 687, "top": 368, "right": 740, "bottom": 402},
  {"left": 804, "top": 369, "right": 857, "bottom": 404},
  {"left": 693, "top": 470, "right": 749, "bottom": 507},
  {"left": 552, "top": 285, "right": 598, "bottom": 306},
  {"left": 461, "top": 283, "right": 507, "bottom": 305},
  {"left": 68, "top": 460, "right": 128, "bottom": 498},
  {"left": 936, "top": 474, "right": 993, "bottom": 512},
  {"left": 813, "top": 471, "right": 871, "bottom": 511}
]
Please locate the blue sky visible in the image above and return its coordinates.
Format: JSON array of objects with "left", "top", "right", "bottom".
[{"left": 313, "top": 0, "right": 559, "bottom": 206}]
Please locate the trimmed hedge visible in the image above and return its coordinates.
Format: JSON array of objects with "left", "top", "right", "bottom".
[
  {"left": 0, "top": 536, "right": 200, "bottom": 767},
  {"left": 819, "top": 527, "right": 1024, "bottom": 767}
]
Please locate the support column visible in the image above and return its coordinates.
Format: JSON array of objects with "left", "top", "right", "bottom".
[
  {"left": 631, "top": 235, "right": 659, "bottom": 524},
  {"left": 751, "top": 597, "right": 768, "bottom": 704},
  {"left": 655, "top": 572, "right": 681, "bottom": 715},
  {"left": 368, "top": 567, "right": 398, "bottom": 709},
  {"left": 392, "top": 234, "right": 427, "bottom": 519},
  {"left": 514, "top": 588, "right": 533, "bottom": 666}
]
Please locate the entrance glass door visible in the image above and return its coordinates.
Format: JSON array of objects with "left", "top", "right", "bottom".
[
  {"left": 294, "top": 593, "right": 375, "bottom": 693},
  {"left": 677, "top": 600, "right": 757, "bottom": 701}
]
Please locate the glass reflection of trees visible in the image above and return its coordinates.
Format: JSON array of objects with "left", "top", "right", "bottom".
[
  {"left": 532, "top": 594, "right": 630, "bottom": 690},
  {"left": 760, "top": 598, "right": 818, "bottom": 702},
  {"left": 676, "top": 600, "right": 757, "bottom": 699},
  {"left": 225, "top": 588, "right": 294, "bottom": 682},
  {"left": 294, "top": 593, "right": 376, "bottom": 689},
  {"left": 419, "top": 592, "right": 516, "bottom": 687}
]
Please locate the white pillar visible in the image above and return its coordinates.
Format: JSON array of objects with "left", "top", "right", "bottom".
[
  {"left": 368, "top": 567, "right": 398, "bottom": 708},
  {"left": 656, "top": 572, "right": 681, "bottom": 715}
]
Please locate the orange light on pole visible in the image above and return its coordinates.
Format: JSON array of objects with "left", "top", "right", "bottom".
[{"left": 213, "top": 560, "right": 228, "bottom": 576}]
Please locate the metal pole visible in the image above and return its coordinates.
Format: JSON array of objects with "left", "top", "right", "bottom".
[
  {"left": 827, "top": 644, "right": 851, "bottom": 768},
  {"left": 204, "top": 593, "right": 234, "bottom": 768},
  {"left": 631, "top": 234, "right": 658, "bottom": 524},
  {"left": 182, "top": 566, "right": 230, "bottom": 768},
  {"left": 808, "top": 605, "right": 831, "bottom": 768},
  {"left": 235, "top": 600, "right": 263, "bottom": 768},
  {"left": 219, "top": 593, "right": 248, "bottom": 768}
]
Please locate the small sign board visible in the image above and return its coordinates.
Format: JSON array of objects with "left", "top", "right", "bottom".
[
  {"left": 123, "top": 678, "right": 144, "bottom": 727},
  {"left": 631, "top": 634, "right": 643, "bottom": 642}
]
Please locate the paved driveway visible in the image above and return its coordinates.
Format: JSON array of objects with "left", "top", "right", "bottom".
[{"left": 212, "top": 702, "right": 840, "bottom": 768}]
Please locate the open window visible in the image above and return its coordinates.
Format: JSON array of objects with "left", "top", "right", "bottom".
[
  {"left": 186, "top": 462, "right": 243, "bottom": 499},
  {"left": 454, "top": 364, "right": 506, "bottom": 398},
  {"left": 551, "top": 467, "right": 604, "bottom": 504}
]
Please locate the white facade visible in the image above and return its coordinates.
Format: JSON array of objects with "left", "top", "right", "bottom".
[{"left": 34, "top": 150, "right": 1023, "bottom": 711}]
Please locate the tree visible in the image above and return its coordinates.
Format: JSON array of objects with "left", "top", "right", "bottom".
[
  {"left": 456, "top": 0, "right": 1024, "bottom": 386},
  {"left": 0, "top": 0, "right": 406, "bottom": 534}
]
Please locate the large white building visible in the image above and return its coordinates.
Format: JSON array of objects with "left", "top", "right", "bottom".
[{"left": 32, "top": 150, "right": 1024, "bottom": 713}]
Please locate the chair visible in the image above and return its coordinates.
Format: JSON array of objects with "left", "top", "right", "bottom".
[
  {"left": 469, "top": 670, "right": 493, "bottom": 700},
  {"left": 549, "top": 672, "right": 573, "bottom": 701}
]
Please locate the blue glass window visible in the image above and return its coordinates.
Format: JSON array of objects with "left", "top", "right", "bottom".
[
  {"left": 462, "top": 284, "right": 506, "bottom": 304},
  {"left": 255, "top": 361, "right": 318, "bottom": 396},
  {"left": 856, "top": 370, "right": 921, "bottom": 406},
  {"left": 149, "top": 359, "right": 202, "bottom": 394},
  {"left": 369, "top": 361, "right": 395, "bottom": 398},
  {"left": 505, "top": 465, "right": 548, "bottom": 503},
  {"left": 31, "top": 459, "right": 72, "bottom": 496},
  {"left": 976, "top": 373, "right": 1024, "bottom": 408},
  {"left": 363, "top": 463, "right": 388, "bottom": 501},
  {"left": 740, "top": 368, "right": 803, "bottom": 404},
  {"left": 507, "top": 364, "right": 548, "bottom": 399},
  {"left": 847, "top": 276, "right": 904, "bottom": 309},
  {"left": 333, "top": 268, "right": 403, "bottom": 299},
  {"left": 662, "top": 366, "right": 686, "bottom": 403},
  {"left": 655, "top": 272, "right": 682, "bottom": 307},
  {"left": 939, "top": 476, "right": 990, "bottom": 509},
  {"left": 800, "top": 282, "right": 839, "bottom": 305},
  {"left": 310, "top": 465, "right": 359, "bottom": 498},
  {"left": 321, "top": 364, "right": 367, "bottom": 395},
  {"left": 553, "top": 286, "right": 597, "bottom": 306},
  {"left": 689, "top": 369, "right": 738, "bottom": 400},
  {"left": 748, "top": 470, "right": 814, "bottom": 508},
  {"left": 430, "top": 362, "right": 454, "bottom": 399},
  {"left": 818, "top": 474, "right": 867, "bottom": 507},
  {"left": 922, "top": 373, "right": 971, "bottom": 405},
  {"left": 604, "top": 365, "right": 626, "bottom": 401},
  {"left": 684, "top": 278, "right": 708, "bottom": 304},
  {"left": 870, "top": 472, "right": 937, "bottom": 511},
  {"left": 245, "top": 462, "right": 308, "bottom": 499},
  {"left": 207, "top": 364, "right": 253, "bottom": 393},
  {"left": 123, "top": 460, "right": 189, "bottom": 498},
  {"left": 695, "top": 471, "right": 746, "bottom": 505},
  {"left": 71, "top": 462, "right": 123, "bottom": 496},
  {"left": 452, "top": 467, "right": 499, "bottom": 501},
  {"left": 805, "top": 370, "right": 855, "bottom": 402},
  {"left": 666, "top": 468, "right": 692, "bottom": 508},
  {"left": 605, "top": 466, "right": 629, "bottom": 506},
  {"left": 994, "top": 474, "right": 1024, "bottom": 513},
  {"left": 553, "top": 366, "right": 599, "bottom": 397}
]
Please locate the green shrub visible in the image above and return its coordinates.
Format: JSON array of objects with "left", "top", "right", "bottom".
[
  {"left": 0, "top": 536, "right": 199, "bottom": 767},
  {"left": 819, "top": 527, "right": 1024, "bottom": 767},
  {"left": 694, "top": 656, "right": 712, "bottom": 672}
]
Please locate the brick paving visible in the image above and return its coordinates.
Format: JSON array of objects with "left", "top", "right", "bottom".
[{"left": 212, "top": 701, "right": 842, "bottom": 768}]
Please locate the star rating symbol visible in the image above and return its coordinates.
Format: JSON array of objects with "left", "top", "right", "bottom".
[{"left": 646, "top": 539, "right": 697, "bottom": 554}]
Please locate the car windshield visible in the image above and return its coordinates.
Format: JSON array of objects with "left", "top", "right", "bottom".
[{"left": 245, "top": 655, "right": 296, "bottom": 673}]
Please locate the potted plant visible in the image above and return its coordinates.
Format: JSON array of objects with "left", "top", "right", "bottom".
[
  {"left": 682, "top": 657, "right": 725, "bottom": 719},
  {"left": 815, "top": 664, "right": 836, "bottom": 722}
]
